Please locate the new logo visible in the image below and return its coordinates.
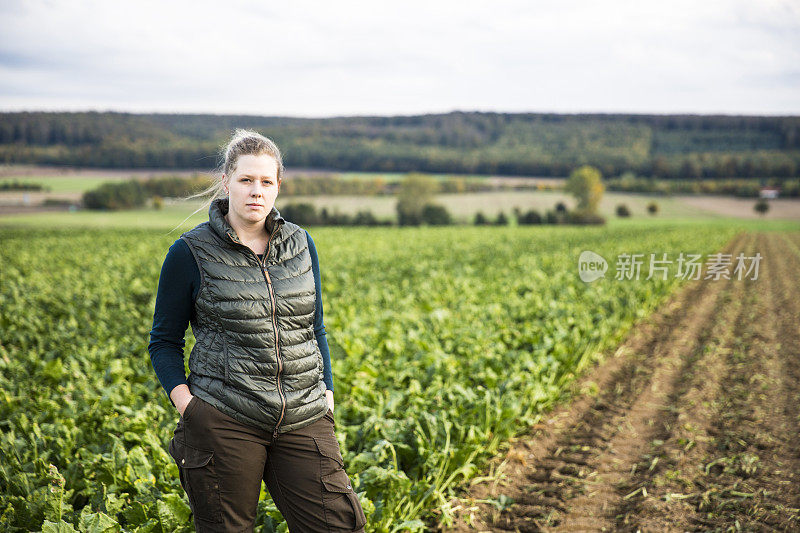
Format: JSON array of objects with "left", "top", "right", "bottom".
[{"left": 579, "top": 250, "right": 608, "bottom": 283}]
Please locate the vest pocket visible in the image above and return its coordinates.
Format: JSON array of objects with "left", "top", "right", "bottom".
[
  {"left": 221, "top": 335, "right": 230, "bottom": 385},
  {"left": 314, "top": 338, "right": 323, "bottom": 381}
]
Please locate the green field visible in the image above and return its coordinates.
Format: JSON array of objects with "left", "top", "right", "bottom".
[{"left": 2, "top": 217, "right": 798, "bottom": 532}]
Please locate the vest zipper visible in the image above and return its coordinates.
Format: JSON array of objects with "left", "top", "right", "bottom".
[
  {"left": 227, "top": 222, "right": 286, "bottom": 441},
  {"left": 263, "top": 265, "right": 286, "bottom": 441}
]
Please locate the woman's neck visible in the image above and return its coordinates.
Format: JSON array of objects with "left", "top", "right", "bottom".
[{"left": 225, "top": 213, "right": 269, "bottom": 249}]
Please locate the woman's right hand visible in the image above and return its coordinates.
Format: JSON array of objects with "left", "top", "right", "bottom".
[
  {"left": 170, "top": 384, "right": 194, "bottom": 417},
  {"left": 177, "top": 395, "right": 195, "bottom": 418}
]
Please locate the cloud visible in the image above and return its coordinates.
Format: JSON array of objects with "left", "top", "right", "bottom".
[{"left": 0, "top": 0, "right": 798, "bottom": 115}]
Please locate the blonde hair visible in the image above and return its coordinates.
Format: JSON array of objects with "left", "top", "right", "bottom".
[{"left": 170, "top": 128, "right": 284, "bottom": 233}]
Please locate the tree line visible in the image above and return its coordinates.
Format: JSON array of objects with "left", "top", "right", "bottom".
[{"left": 1, "top": 111, "right": 798, "bottom": 179}]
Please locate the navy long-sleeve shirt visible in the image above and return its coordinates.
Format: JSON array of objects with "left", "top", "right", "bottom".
[{"left": 148, "top": 230, "right": 334, "bottom": 407}]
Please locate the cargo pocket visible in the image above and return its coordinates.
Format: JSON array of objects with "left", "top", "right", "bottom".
[
  {"left": 314, "top": 436, "right": 366, "bottom": 530},
  {"left": 321, "top": 470, "right": 367, "bottom": 530},
  {"left": 168, "top": 438, "right": 223, "bottom": 525}
]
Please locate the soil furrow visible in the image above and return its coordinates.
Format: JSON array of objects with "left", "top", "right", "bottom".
[
  {"left": 680, "top": 232, "right": 800, "bottom": 530},
  {"left": 617, "top": 242, "right": 753, "bottom": 531},
  {"left": 615, "top": 233, "right": 761, "bottom": 531},
  {"left": 613, "top": 232, "right": 800, "bottom": 531},
  {"left": 548, "top": 234, "right": 754, "bottom": 532},
  {"left": 442, "top": 233, "right": 751, "bottom": 532}
]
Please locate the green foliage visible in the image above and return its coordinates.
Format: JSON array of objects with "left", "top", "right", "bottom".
[
  {"left": 565, "top": 165, "right": 604, "bottom": 214},
  {"left": 545, "top": 209, "right": 566, "bottom": 225},
  {"left": 281, "top": 175, "right": 390, "bottom": 196},
  {"left": 616, "top": 204, "right": 632, "bottom": 217},
  {"left": 494, "top": 212, "right": 509, "bottom": 226},
  {"left": 82, "top": 180, "right": 148, "bottom": 210},
  {"left": 420, "top": 204, "right": 452, "bottom": 226},
  {"left": 567, "top": 210, "right": 606, "bottom": 225},
  {"left": 280, "top": 202, "right": 320, "bottom": 226},
  {"left": 0, "top": 223, "right": 739, "bottom": 531},
  {"left": 396, "top": 174, "right": 438, "bottom": 226},
  {"left": 353, "top": 210, "right": 383, "bottom": 226},
  {"left": 0, "top": 180, "right": 48, "bottom": 191},
  {"left": 82, "top": 175, "right": 212, "bottom": 211},
  {"left": 606, "top": 175, "right": 800, "bottom": 198},
  {"left": 516, "top": 209, "right": 543, "bottom": 225},
  {"left": 3, "top": 111, "right": 798, "bottom": 178},
  {"left": 279, "top": 203, "right": 389, "bottom": 227}
]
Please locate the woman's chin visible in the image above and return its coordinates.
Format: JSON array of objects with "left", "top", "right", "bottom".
[{"left": 232, "top": 210, "right": 267, "bottom": 225}]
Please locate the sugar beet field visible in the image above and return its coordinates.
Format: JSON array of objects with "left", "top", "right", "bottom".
[{"left": 1, "top": 220, "right": 799, "bottom": 532}]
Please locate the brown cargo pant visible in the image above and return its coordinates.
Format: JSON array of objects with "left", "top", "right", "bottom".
[{"left": 167, "top": 395, "right": 367, "bottom": 532}]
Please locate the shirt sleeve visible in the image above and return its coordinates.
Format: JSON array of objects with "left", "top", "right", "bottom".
[
  {"left": 148, "top": 238, "right": 200, "bottom": 407},
  {"left": 306, "top": 230, "right": 334, "bottom": 392}
]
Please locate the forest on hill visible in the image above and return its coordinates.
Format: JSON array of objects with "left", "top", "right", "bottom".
[{"left": 1, "top": 111, "right": 798, "bottom": 179}]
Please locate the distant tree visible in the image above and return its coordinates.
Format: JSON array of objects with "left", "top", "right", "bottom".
[
  {"left": 754, "top": 199, "right": 770, "bottom": 216},
  {"left": 474, "top": 211, "right": 489, "bottom": 225},
  {"left": 281, "top": 202, "right": 321, "bottom": 225},
  {"left": 353, "top": 209, "right": 378, "bottom": 226},
  {"left": 421, "top": 203, "right": 452, "bottom": 225},
  {"left": 616, "top": 204, "right": 631, "bottom": 217},
  {"left": 555, "top": 201, "right": 568, "bottom": 213},
  {"left": 495, "top": 211, "right": 509, "bottom": 225},
  {"left": 647, "top": 202, "right": 659, "bottom": 215},
  {"left": 564, "top": 165, "right": 604, "bottom": 215},
  {"left": 336, "top": 212, "right": 354, "bottom": 225},
  {"left": 0, "top": 180, "right": 46, "bottom": 191},
  {"left": 82, "top": 179, "right": 147, "bottom": 210},
  {"left": 545, "top": 210, "right": 565, "bottom": 224},
  {"left": 322, "top": 209, "right": 352, "bottom": 226},
  {"left": 396, "top": 173, "right": 438, "bottom": 226},
  {"left": 518, "top": 209, "right": 543, "bottom": 225},
  {"left": 651, "top": 156, "right": 670, "bottom": 178},
  {"left": 152, "top": 195, "right": 164, "bottom": 210}
]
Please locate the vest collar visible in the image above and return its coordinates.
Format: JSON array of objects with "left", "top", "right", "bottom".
[{"left": 209, "top": 197, "right": 285, "bottom": 246}]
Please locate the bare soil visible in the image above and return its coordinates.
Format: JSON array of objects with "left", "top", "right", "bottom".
[{"left": 441, "top": 232, "right": 800, "bottom": 532}]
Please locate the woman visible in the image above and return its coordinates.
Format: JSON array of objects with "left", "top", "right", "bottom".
[{"left": 148, "top": 129, "right": 367, "bottom": 532}]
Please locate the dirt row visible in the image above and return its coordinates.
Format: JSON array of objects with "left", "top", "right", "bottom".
[{"left": 443, "top": 232, "right": 800, "bottom": 532}]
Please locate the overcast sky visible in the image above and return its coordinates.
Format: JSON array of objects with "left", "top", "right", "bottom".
[{"left": 1, "top": 0, "right": 798, "bottom": 117}]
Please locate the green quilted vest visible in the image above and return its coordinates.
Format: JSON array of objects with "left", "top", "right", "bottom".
[{"left": 180, "top": 197, "right": 328, "bottom": 437}]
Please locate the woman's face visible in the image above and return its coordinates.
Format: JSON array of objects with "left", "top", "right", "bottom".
[{"left": 223, "top": 154, "right": 280, "bottom": 228}]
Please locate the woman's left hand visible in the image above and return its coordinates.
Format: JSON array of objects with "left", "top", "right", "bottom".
[{"left": 325, "top": 389, "right": 334, "bottom": 412}]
